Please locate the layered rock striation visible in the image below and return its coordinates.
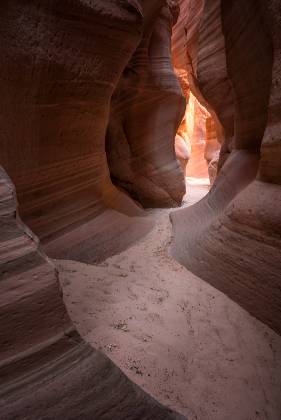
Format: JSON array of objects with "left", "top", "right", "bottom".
[
  {"left": 0, "top": 0, "right": 185, "bottom": 244},
  {"left": 0, "top": 165, "right": 185, "bottom": 420},
  {"left": 171, "top": 0, "right": 281, "bottom": 334},
  {"left": 0, "top": 1, "right": 187, "bottom": 419},
  {"left": 106, "top": 1, "right": 186, "bottom": 207},
  {"left": 172, "top": 1, "right": 221, "bottom": 181}
]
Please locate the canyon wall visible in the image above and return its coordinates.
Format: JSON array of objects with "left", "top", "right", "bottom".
[
  {"left": 0, "top": 0, "right": 141, "bottom": 243},
  {"left": 0, "top": 165, "right": 185, "bottom": 419},
  {"left": 172, "top": 2, "right": 221, "bottom": 180},
  {"left": 184, "top": 94, "right": 212, "bottom": 179},
  {"left": 1, "top": 1, "right": 280, "bottom": 418},
  {"left": 171, "top": 0, "right": 281, "bottom": 334},
  {"left": 0, "top": 1, "right": 186, "bottom": 419},
  {"left": 106, "top": 1, "right": 186, "bottom": 207},
  {"left": 0, "top": 0, "right": 185, "bottom": 245}
]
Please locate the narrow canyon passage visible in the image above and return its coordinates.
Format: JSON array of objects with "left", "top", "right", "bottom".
[
  {"left": 57, "top": 185, "right": 281, "bottom": 420},
  {"left": 1, "top": 0, "right": 281, "bottom": 419}
]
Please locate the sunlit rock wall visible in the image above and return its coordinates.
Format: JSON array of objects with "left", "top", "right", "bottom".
[
  {"left": 171, "top": 0, "right": 281, "bottom": 334},
  {"left": 185, "top": 93, "right": 210, "bottom": 179},
  {"left": 172, "top": 0, "right": 220, "bottom": 181}
]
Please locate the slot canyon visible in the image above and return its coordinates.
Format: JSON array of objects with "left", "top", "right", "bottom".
[{"left": 0, "top": 0, "right": 281, "bottom": 419}]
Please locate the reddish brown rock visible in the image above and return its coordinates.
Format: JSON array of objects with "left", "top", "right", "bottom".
[
  {"left": 172, "top": 4, "right": 221, "bottom": 182},
  {"left": 175, "top": 133, "right": 191, "bottom": 174},
  {"left": 0, "top": 1, "right": 187, "bottom": 419},
  {"left": 205, "top": 118, "right": 220, "bottom": 185},
  {"left": 106, "top": 1, "right": 186, "bottom": 207},
  {"left": 171, "top": 0, "right": 281, "bottom": 334},
  {"left": 185, "top": 94, "right": 209, "bottom": 179},
  {"left": 0, "top": 0, "right": 141, "bottom": 242},
  {"left": 0, "top": 0, "right": 185, "bottom": 242},
  {"left": 1, "top": 1, "right": 281, "bottom": 419},
  {"left": 174, "top": 117, "right": 191, "bottom": 174},
  {"left": 172, "top": 0, "right": 204, "bottom": 97},
  {"left": 259, "top": 1, "right": 281, "bottom": 185},
  {"left": 0, "top": 166, "right": 185, "bottom": 420}
]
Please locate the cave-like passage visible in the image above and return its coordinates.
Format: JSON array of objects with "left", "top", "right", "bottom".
[
  {"left": 175, "top": 91, "right": 221, "bottom": 205},
  {"left": 1, "top": 1, "right": 281, "bottom": 420}
]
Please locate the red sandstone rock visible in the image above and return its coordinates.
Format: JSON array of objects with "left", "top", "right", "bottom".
[
  {"left": 171, "top": 0, "right": 281, "bottom": 334},
  {"left": 106, "top": 1, "right": 186, "bottom": 207},
  {"left": 175, "top": 133, "right": 191, "bottom": 173},
  {"left": 172, "top": 3, "right": 221, "bottom": 182},
  {"left": 0, "top": 0, "right": 142, "bottom": 241},
  {"left": 1, "top": 1, "right": 281, "bottom": 418},
  {"left": 185, "top": 94, "right": 210, "bottom": 179},
  {"left": 0, "top": 167, "right": 185, "bottom": 419},
  {"left": 205, "top": 118, "right": 220, "bottom": 184},
  {"left": 0, "top": 1, "right": 186, "bottom": 419}
]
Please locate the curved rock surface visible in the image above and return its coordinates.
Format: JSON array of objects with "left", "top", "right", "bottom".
[
  {"left": 0, "top": 0, "right": 184, "bottom": 244},
  {"left": 1, "top": 0, "right": 281, "bottom": 418},
  {"left": 0, "top": 0, "right": 137, "bottom": 242},
  {"left": 106, "top": 1, "right": 186, "bottom": 207},
  {"left": 171, "top": 0, "right": 281, "bottom": 334},
  {"left": 0, "top": 167, "right": 185, "bottom": 419},
  {"left": 172, "top": 3, "right": 220, "bottom": 182},
  {"left": 0, "top": 1, "right": 187, "bottom": 419},
  {"left": 57, "top": 203, "right": 281, "bottom": 420}
]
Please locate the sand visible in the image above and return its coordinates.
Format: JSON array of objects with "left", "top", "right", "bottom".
[{"left": 57, "top": 183, "right": 281, "bottom": 420}]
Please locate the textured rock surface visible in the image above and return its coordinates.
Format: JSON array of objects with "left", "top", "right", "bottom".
[
  {"left": 0, "top": 0, "right": 184, "bottom": 244},
  {"left": 259, "top": 0, "right": 281, "bottom": 185},
  {"left": 0, "top": 1, "right": 187, "bottom": 419},
  {"left": 173, "top": 0, "right": 272, "bottom": 164},
  {"left": 0, "top": 0, "right": 138, "bottom": 242},
  {"left": 1, "top": 0, "right": 281, "bottom": 418},
  {"left": 57, "top": 203, "right": 281, "bottom": 420},
  {"left": 172, "top": 0, "right": 204, "bottom": 98},
  {"left": 175, "top": 118, "right": 191, "bottom": 175},
  {"left": 205, "top": 118, "right": 220, "bottom": 185},
  {"left": 172, "top": 9, "right": 221, "bottom": 182},
  {"left": 0, "top": 168, "right": 186, "bottom": 419},
  {"left": 184, "top": 94, "right": 213, "bottom": 179},
  {"left": 175, "top": 133, "right": 190, "bottom": 174},
  {"left": 171, "top": 0, "right": 281, "bottom": 334},
  {"left": 106, "top": 1, "right": 186, "bottom": 207}
]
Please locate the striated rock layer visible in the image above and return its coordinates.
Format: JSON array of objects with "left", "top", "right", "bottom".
[
  {"left": 172, "top": 2, "right": 220, "bottom": 182},
  {"left": 106, "top": 1, "right": 186, "bottom": 207},
  {"left": 0, "top": 0, "right": 140, "bottom": 243},
  {"left": 171, "top": 0, "right": 281, "bottom": 334},
  {"left": 0, "top": 166, "right": 185, "bottom": 420},
  {"left": 0, "top": 0, "right": 185, "bottom": 245},
  {"left": 0, "top": 1, "right": 187, "bottom": 419}
]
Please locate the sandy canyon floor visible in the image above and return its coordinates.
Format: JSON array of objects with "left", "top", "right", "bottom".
[{"left": 57, "top": 182, "right": 281, "bottom": 420}]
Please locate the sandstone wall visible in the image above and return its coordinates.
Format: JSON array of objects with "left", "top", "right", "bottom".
[
  {"left": 0, "top": 1, "right": 187, "bottom": 418},
  {"left": 172, "top": 0, "right": 221, "bottom": 180},
  {"left": 0, "top": 0, "right": 184, "bottom": 244},
  {"left": 0, "top": 165, "right": 185, "bottom": 419},
  {"left": 106, "top": 1, "right": 186, "bottom": 207},
  {"left": 171, "top": 0, "right": 281, "bottom": 334}
]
